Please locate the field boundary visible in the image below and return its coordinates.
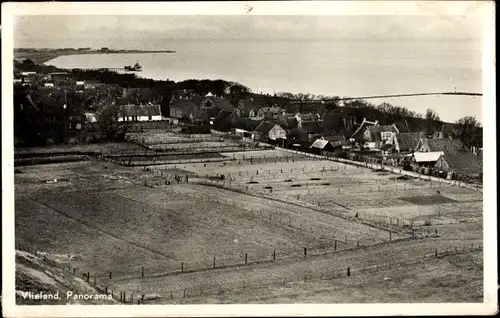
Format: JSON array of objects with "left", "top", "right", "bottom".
[
  {"left": 143, "top": 245, "right": 483, "bottom": 304},
  {"left": 15, "top": 243, "right": 482, "bottom": 305}
]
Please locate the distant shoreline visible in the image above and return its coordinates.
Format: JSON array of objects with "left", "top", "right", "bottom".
[{"left": 14, "top": 49, "right": 176, "bottom": 65}]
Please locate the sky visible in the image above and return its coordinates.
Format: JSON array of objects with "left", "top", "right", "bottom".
[{"left": 14, "top": 14, "right": 483, "bottom": 48}]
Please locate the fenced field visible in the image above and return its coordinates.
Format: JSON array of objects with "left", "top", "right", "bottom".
[
  {"left": 14, "top": 132, "right": 484, "bottom": 304},
  {"left": 16, "top": 160, "right": 402, "bottom": 289},
  {"left": 155, "top": 151, "right": 482, "bottom": 230},
  {"left": 17, "top": 244, "right": 482, "bottom": 304}
]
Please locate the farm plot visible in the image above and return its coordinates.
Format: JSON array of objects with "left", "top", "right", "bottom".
[
  {"left": 152, "top": 152, "right": 483, "bottom": 234},
  {"left": 14, "top": 142, "right": 144, "bottom": 155},
  {"left": 16, "top": 179, "right": 390, "bottom": 283},
  {"left": 165, "top": 183, "right": 398, "bottom": 244},
  {"left": 105, "top": 237, "right": 482, "bottom": 302},
  {"left": 14, "top": 161, "right": 140, "bottom": 196},
  {"left": 163, "top": 250, "right": 483, "bottom": 304},
  {"left": 126, "top": 132, "right": 221, "bottom": 145}
]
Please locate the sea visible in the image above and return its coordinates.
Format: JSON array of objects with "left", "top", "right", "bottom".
[{"left": 45, "top": 39, "right": 484, "bottom": 123}]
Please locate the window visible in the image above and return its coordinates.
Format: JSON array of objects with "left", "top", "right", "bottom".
[{"left": 381, "top": 132, "right": 392, "bottom": 141}]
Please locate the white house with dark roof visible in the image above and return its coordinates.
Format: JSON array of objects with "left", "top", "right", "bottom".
[{"left": 118, "top": 104, "right": 162, "bottom": 122}]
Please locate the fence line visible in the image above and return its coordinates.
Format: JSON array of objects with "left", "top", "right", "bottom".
[
  {"left": 141, "top": 244, "right": 483, "bottom": 303},
  {"left": 15, "top": 242, "right": 482, "bottom": 305}
]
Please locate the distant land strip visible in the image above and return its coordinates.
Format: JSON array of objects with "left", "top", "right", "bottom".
[
  {"left": 14, "top": 49, "right": 176, "bottom": 65},
  {"left": 291, "top": 92, "right": 483, "bottom": 103}
]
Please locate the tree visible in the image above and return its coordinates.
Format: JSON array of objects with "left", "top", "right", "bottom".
[
  {"left": 425, "top": 108, "right": 441, "bottom": 133},
  {"left": 99, "top": 104, "right": 127, "bottom": 141},
  {"left": 455, "top": 116, "right": 482, "bottom": 149}
]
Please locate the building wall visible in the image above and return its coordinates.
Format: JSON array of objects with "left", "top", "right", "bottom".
[
  {"left": 118, "top": 115, "right": 162, "bottom": 122},
  {"left": 269, "top": 125, "right": 287, "bottom": 140},
  {"left": 434, "top": 156, "right": 450, "bottom": 172}
]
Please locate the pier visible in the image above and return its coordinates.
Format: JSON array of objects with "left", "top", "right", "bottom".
[{"left": 72, "top": 68, "right": 139, "bottom": 72}]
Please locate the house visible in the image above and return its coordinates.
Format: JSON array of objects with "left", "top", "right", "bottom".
[
  {"left": 388, "top": 132, "right": 425, "bottom": 153},
  {"left": 362, "top": 125, "right": 400, "bottom": 149},
  {"left": 415, "top": 138, "right": 466, "bottom": 155},
  {"left": 323, "top": 135, "right": 349, "bottom": 149},
  {"left": 169, "top": 93, "right": 234, "bottom": 123},
  {"left": 118, "top": 104, "right": 162, "bottom": 122},
  {"left": 212, "top": 109, "right": 239, "bottom": 131},
  {"left": 299, "top": 120, "right": 325, "bottom": 142},
  {"left": 349, "top": 118, "right": 379, "bottom": 141},
  {"left": 168, "top": 98, "right": 199, "bottom": 122},
  {"left": 434, "top": 152, "right": 482, "bottom": 178},
  {"left": 310, "top": 138, "right": 336, "bottom": 153},
  {"left": 231, "top": 118, "right": 261, "bottom": 137},
  {"left": 255, "top": 106, "right": 285, "bottom": 120},
  {"left": 412, "top": 151, "right": 445, "bottom": 168},
  {"left": 253, "top": 121, "right": 287, "bottom": 142},
  {"left": 277, "top": 114, "right": 299, "bottom": 129}
]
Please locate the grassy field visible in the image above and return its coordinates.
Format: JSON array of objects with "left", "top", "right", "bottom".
[
  {"left": 158, "top": 250, "right": 483, "bottom": 304},
  {"left": 164, "top": 153, "right": 482, "bottom": 229},
  {"left": 105, "top": 239, "right": 482, "bottom": 303},
  {"left": 16, "top": 160, "right": 397, "bottom": 285},
  {"left": 14, "top": 137, "right": 484, "bottom": 304}
]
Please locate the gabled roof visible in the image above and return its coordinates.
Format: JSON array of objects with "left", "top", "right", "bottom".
[
  {"left": 368, "top": 125, "right": 397, "bottom": 133},
  {"left": 215, "top": 109, "right": 236, "bottom": 121},
  {"left": 350, "top": 118, "right": 378, "bottom": 139},
  {"left": 310, "top": 139, "right": 332, "bottom": 149},
  {"left": 232, "top": 117, "right": 261, "bottom": 131},
  {"left": 426, "top": 138, "right": 465, "bottom": 155},
  {"left": 414, "top": 151, "right": 444, "bottom": 163},
  {"left": 119, "top": 104, "right": 161, "bottom": 117},
  {"left": 396, "top": 132, "right": 424, "bottom": 152},
  {"left": 440, "top": 152, "right": 482, "bottom": 175},
  {"left": 255, "top": 121, "right": 279, "bottom": 134}
]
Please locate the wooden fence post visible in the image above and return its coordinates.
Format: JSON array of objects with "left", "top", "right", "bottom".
[
  {"left": 347, "top": 267, "right": 351, "bottom": 276},
  {"left": 141, "top": 266, "right": 144, "bottom": 277},
  {"left": 181, "top": 262, "right": 184, "bottom": 272},
  {"left": 335, "top": 240, "right": 337, "bottom": 251},
  {"left": 109, "top": 271, "right": 112, "bottom": 279},
  {"left": 245, "top": 253, "right": 247, "bottom": 265},
  {"left": 213, "top": 256, "right": 216, "bottom": 268},
  {"left": 273, "top": 250, "right": 276, "bottom": 260},
  {"left": 304, "top": 247, "right": 307, "bottom": 256}
]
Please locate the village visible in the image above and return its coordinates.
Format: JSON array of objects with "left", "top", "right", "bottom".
[
  {"left": 14, "top": 59, "right": 484, "bottom": 305},
  {"left": 14, "top": 59, "right": 483, "bottom": 184}
]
